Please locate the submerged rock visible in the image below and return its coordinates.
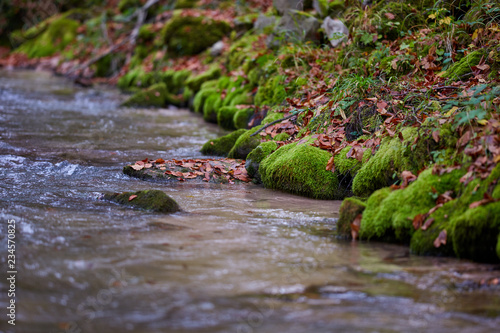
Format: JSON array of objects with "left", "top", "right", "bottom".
[{"left": 103, "top": 190, "right": 180, "bottom": 213}]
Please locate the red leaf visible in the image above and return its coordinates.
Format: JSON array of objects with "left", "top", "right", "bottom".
[
  {"left": 155, "top": 158, "right": 165, "bottom": 164},
  {"left": 413, "top": 213, "right": 426, "bottom": 230},
  {"left": 128, "top": 195, "right": 138, "bottom": 201}
]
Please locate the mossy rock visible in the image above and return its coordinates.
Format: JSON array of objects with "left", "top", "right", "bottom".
[
  {"left": 352, "top": 127, "right": 431, "bottom": 197},
  {"left": 233, "top": 108, "right": 254, "bottom": 129},
  {"left": 410, "top": 164, "right": 500, "bottom": 259},
  {"left": 245, "top": 141, "right": 278, "bottom": 182},
  {"left": 15, "top": 15, "right": 79, "bottom": 58},
  {"left": 259, "top": 141, "right": 340, "bottom": 199},
  {"left": 185, "top": 66, "right": 222, "bottom": 92},
  {"left": 200, "top": 129, "right": 247, "bottom": 156},
  {"left": 262, "top": 110, "right": 284, "bottom": 124},
  {"left": 450, "top": 202, "right": 500, "bottom": 262},
  {"left": 444, "top": 49, "right": 487, "bottom": 80},
  {"left": 227, "top": 125, "right": 264, "bottom": 159},
  {"left": 121, "top": 82, "right": 167, "bottom": 107},
  {"left": 203, "top": 93, "right": 223, "bottom": 123},
  {"left": 360, "top": 168, "right": 465, "bottom": 242},
  {"left": 337, "top": 197, "right": 366, "bottom": 237},
  {"left": 334, "top": 146, "right": 368, "bottom": 177},
  {"left": 193, "top": 87, "right": 218, "bottom": 111},
  {"left": 104, "top": 190, "right": 180, "bottom": 213},
  {"left": 217, "top": 106, "right": 238, "bottom": 130},
  {"left": 162, "top": 13, "right": 231, "bottom": 56}
]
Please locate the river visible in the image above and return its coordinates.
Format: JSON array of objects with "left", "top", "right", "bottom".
[{"left": 1, "top": 70, "right": 499, "bottom": 333}]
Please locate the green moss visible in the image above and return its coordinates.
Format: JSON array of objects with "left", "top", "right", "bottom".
[
  {"left": 121, "top": 82, "right": 167, "bottom": 107},
  {"left": 200, "top": 129, "right": 247, "bottom": 156},
  {"left": 228, "top": 34, "right": 260, "bottom": 71},
  {"left": 274, "top": 132, "right": 290, "bottom": 141},
  {"left": 203, "top": 93, "right": 222, "bottom": 123},
  {"left": 185, "top": 65, "right": 222, "bottom": 92},
  {"left": 451, "top": 202, "right": 500, "bottom": 262},
  {"left": 334, "top": 146, "right": 364, "bottom": 177},
  {"left": 444, "top": 49, "right": 487, "bottom": 80},
  {"left": 228, "top": 125, "right": 264, "bottom": 159},
  {"left": 254, "top": 75, "right": 287, "bottom": 107},
  {"left": 245, "top": 141, "right": 278, "bottom": 181},
  {"left": 262, "top": 111, "right": 284, "bottom": 124},
  {"left": 174, "top": 0, "right": 198, "bottom": 9},
  {"left": 352, "top": 127, "right": 431, "bottom": 197},
  {"left": 138, "top": 23, "right": 155, "bottom": 41},
  {"left": 228, "top": 92, "right": 253, "bottom": 107},
  {"left": 259, "top": 141, "right": 340, "bottom": 199},
  {"left": 217, "top": 106, "right": 238, "bottom": 130},
  {"left": 104, "top": 190, "right": 180, "bottom": 213},
  {"left": 162, "top": 13, "right": 231, "bottom": 56},
  {"left": 193, "top": 88, "right": 218, "bottom": 113},
  {"left": 360, "top": 168, "right": 465, "bottom": 242},
  {"left": 118, "top": 0, "right": 141, "bottom": 13},
  {"left": 233, "top": 108, "right": 254, "bottom": 130},
  {"left": 15, "top": 15, "right": 79, "bottom": 58},
  {"left": 378, "top": 1, "right": 425, "bottom": 40},
  {"left": 337, "top": 197, "right": 366, "bottom": 237},
  {"left": 358, "top": 187, "right": 392, "bottom": 240}
]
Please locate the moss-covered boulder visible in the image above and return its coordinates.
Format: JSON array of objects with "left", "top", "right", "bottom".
[
  {"left": 228, "top": 125, "right": 264, "bottom": 159},
  {"left": 121, "top": 82, "right": 168, "bottom": 107},
  {"left": 352, "top": 127, "right": 430, "bottom": 197},
  {"left": 103, "top": 190, "right": 180, "bottom": 213},
  {"left": 162, "top": 13, "right": 231, "bottom": 56},
  {"left": 193, "top": 88, "right": 218, "bottom": 113},
  {"left": 254, "top": 75, "right": 287, "bottom": 107},
  {"left": 259, "top": 142, "right": 341, "bottom": 199},
  {"left": 186, "top": 65, "right": 222, "bottom": 92},
  {"left": 233, "top": 108, "right": 254, "bottom": 129},
  {"left": 444, "top": 49, "right": 487, "bottom": 80},
  {"left": 15, "top": 14, "right": 79, "bottom": 58},
  {"left": 245, "top": 141, "right": 278, "bottom": 182},
  {"left": 200, "top": 129, "right": 247, "bottom": 156},
  {"left": 203, "top": 93, "right": 223, "bottom": 123},
  {"left": 217, "top": 106, "right": 238, "bottom": 130},
  {"left": 337, "top": 197, "right": 366, "bottom": 237}
]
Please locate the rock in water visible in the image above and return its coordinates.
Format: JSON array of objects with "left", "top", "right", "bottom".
[
  {"left": 103, "top": 190, "right": 180, "bottom": 213},
  {"left": 322, "top": 17, "right": 349, "bottom": 48}
]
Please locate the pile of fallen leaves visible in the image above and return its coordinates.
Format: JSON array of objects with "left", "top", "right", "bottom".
[{"left": 125, "top": 158, "right": 251, "bottom": 183}]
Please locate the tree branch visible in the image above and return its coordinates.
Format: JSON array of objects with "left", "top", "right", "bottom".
[{"left": 250, "top": 113, "right": 297, "bottom": 137}]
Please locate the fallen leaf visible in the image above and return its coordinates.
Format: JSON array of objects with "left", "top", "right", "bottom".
[
  {"left": 384, "top": 12, "right": 395, "bottom": 20},
  {"left": 421, "top": 217, "right": 435, "bottom": 231},
  {"left": 155, "top": 158, "right": 165, "bottom": 164},
  {"left": 326, "top": 155, "right": 335, "bottom": 172},
  {"left": 413, "top": 213, "right": 426, "bottom": 230},
  {"left": 432, "top": 130, "right": 440, "bottom": 143},
  {"left": 433, "top": 230, "right": 447, "bottom": 248},
  {"left": 128, "top": 195, "right": 137, "bottom": 201},
  {"left": 469, "top": 193, "right": 497, "bottom": 209},
  {"left": 457, "top": 131, "right": 471, "bottom": 148},
  {"left": 351, "top": 213, "right": 362, "bottom": 240},
  {"left": 130, "top": 164, "right": 144, "bottom": 170},
  {"left": 401, "top": 170, "right": 417, "bottom": 188}
]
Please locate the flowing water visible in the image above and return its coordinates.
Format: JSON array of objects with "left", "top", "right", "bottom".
[{"left": 1, "top": 70, "right": 499, "bottom": 333}]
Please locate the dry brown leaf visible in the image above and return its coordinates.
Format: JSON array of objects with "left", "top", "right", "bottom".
[
  {"left": 421, "top": 217, "right": 435, "bottom": 231},
  {"left": 433, "top": 230, "right": 447, "bottom": 248},
  {"left": 351, "top": 214, "right": 362, "bottom": 240}
]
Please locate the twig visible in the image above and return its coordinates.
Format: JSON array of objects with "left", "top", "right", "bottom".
[{"left": 250, "top": 114, "right": 297, "bottom": 137}]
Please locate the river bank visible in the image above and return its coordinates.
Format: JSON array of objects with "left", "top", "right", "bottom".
[{"left": 1, "top": 0, "right": 499, "bottom": 262}]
